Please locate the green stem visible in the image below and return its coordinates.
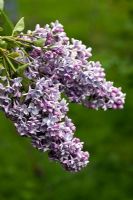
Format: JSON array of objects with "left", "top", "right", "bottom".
[
  {"left": 4, "top": 55, "right": 16, "bottom": 73},
  {"left": 8, "top": 56, "right": 25, "bottom": 65},
  {"left": 15, "top": 37, "right": 33, "bottom": 44},
  {"left": 0, "top": 36, "right": 31, "bottom": 48},
  {"left": 16, "top": 41, "right": 31, "bottom": 48},
  {"left": 3, "top": 57, "right": 10, "bottom": 79}
]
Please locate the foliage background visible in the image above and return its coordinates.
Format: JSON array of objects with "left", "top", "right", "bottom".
[{"left": 0, "top": 0, "right": 132, "bottom": 199}]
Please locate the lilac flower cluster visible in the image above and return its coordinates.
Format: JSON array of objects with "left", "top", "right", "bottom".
[
  {"left": 0, "top": 68, "right": 89, "bottom": 172},
  {"left": 21, "top": 21, "right": 125, "bottom": 110},
  {"left": 0, "top": 21, "right": 125, "bottom": 172}
]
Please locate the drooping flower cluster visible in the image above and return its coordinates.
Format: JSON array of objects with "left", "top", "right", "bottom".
[
  {"left": 0, "top": 68, "right": 89, "bottom": 172},
  {"left": 0, "top": 21, "right": 125, "bottom": 172},
  {"left": 20, "top": 21, "right": 125, "bottom": 110}
]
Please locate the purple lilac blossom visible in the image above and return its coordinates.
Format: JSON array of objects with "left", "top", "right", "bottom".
[
  {"left": 0, "top": 20, "right": 125, "bottom": 172},
  {"left": 20, "top": 20, "right": 125, "bottom": 110},
  {"left": 0, "top": 70, "right": 89, "bottom": 172}
]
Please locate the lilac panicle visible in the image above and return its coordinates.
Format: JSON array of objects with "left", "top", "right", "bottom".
[
  {"left": 0, "top": 73, "right": 89, "bottom": 172},
  {"left": 21, "top": 20, "right": 125, "bottom": 110},
  {"left": 0, "top": 20, "right": 125, "bottom": 172}
]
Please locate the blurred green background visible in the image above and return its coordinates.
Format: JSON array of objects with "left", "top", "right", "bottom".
[{"left": 0, "top": 0, "right": 133, "bottom": 199}]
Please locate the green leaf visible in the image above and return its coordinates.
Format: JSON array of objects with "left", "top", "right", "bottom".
[
  {"left": 0, "top": 10, "right": 14, "bottom": 35},
  {"left": 8, "top": 52, "right": 20, "bottom": 58},
  {"left": 0, "top": 0, "right": 4, "bottom": 10},
  {"left": 16, "top": 63, "right": 31, "bottom": 91},
  {"left": 12, "top": 17, "right": 25, "bottom": 35},
  {"left": 33, "top": 38, "right": 45, "bottom": 47},
  {"left": 16, "top": 63, "right": 29, "bottom": 75}
]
